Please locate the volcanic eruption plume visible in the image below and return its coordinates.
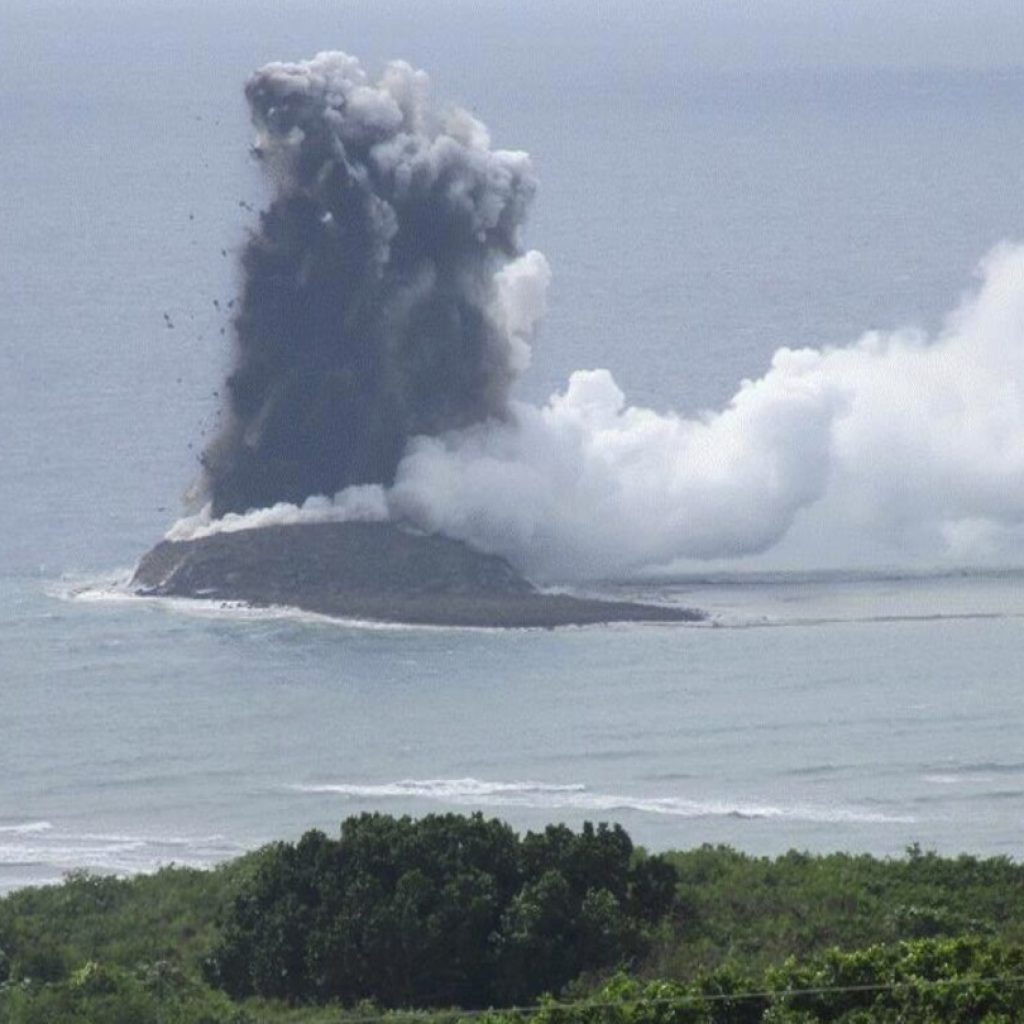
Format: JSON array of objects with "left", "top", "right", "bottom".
[{"left": 201, "top": 52, "right": 546, "bottom": 517}]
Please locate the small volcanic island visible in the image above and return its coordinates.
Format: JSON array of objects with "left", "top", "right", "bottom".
[
  {"left": 132, "top": 523, "right": 701, "bottom": 628},
  {"left": 134, "top": 54, "right": 703, "bottom": 628}
]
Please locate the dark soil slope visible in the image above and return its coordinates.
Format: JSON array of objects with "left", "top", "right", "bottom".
[{"left": 132, "top": 522, "right": 701, "bottom": 628}]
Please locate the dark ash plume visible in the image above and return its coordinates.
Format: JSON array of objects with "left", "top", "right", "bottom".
[{"left": 201, "top": 52, "right": 537, "bottom": 516}]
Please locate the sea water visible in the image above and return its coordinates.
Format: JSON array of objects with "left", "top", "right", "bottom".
[
  {"left": 4, "top": 570, "right": 1024, "bottom": 892},
  {"left": 4, "top": 1, "right": 1024, "bottom": 891}
]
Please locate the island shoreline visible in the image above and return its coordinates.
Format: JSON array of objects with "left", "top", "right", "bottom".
[{"left": 131, "top": 521, "right": 703, "bottom": 629}]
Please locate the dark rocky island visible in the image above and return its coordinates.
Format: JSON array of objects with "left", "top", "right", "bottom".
[{"left": 132, "top": 522, "right": 701, "bottom": 628}]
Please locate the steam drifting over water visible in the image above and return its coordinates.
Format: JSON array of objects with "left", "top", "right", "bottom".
[
  {"left": 185, "top": 51, "right": 1024, "bottom": 579},
  {"left": 387, "top": 244, "right": 1024, "bottom": 578}
]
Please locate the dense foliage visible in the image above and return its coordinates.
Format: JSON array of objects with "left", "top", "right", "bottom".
[
  {"left": 521, "top": 937, "right": 1024, "bottom": 1024},
  {"left": 5, "top": 817, "right": 1024, "bottom": 1023},
  {"left": 655, "top": 842, "right": 1024, "bottom": 980},
  {"left": 206, "top": 813, "right": 678, "bottom": 1007},
  {"left": 0, "top": 865, "right": 247, "bottom": 1024}
]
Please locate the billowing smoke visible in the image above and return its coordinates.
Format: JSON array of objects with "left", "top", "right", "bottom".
[
  {"left": 383, "top": 244, "right": 1024, "bottom": 578},
  {"left": 183, "top": 52, "right": 1024, "bottom": 580},
  {"left": 201, "top": 52, "right": 540, "bottom": 516}
]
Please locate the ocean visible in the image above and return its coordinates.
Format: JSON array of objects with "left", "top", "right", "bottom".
[{"left": 4, "top": 0, "right": 1024, "bottom": 892}]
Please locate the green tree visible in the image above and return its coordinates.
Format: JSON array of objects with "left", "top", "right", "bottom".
[{"left": 207, "top": 813, "right": 678, "bottom": 1008}]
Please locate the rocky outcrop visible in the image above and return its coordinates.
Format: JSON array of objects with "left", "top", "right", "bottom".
[{"left": 132, "top": 522, "right": 701, "bottom": 628}]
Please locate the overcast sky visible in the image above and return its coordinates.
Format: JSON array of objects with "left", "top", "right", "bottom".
[{"left": 4, "top": 0, "right": 1024, "bottom": 77}]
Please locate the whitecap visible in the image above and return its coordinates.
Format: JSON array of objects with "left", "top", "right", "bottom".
[
  {"left": 0, "top": 821, "right": 52, "bottom": 835},
  {"left": 291, "top": 777, "right": 913, "bottom": 825}
]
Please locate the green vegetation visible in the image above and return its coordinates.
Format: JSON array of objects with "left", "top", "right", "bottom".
[
  {"left": 3, "top": 815, "right": 1024, "bottom": 1023},
  {"left": 207, "top": 814, "right": 676, "bottom": 1007},
  {"left": 654, "top": 842, "right": 1024, "bottom": 980}
]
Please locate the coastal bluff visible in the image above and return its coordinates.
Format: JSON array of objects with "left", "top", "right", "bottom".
[{"left": 132, "top": 521, "right": 701, "bottom": 628}]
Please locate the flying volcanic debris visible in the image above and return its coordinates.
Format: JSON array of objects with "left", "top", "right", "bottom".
[{"left": 201, "top": 52, "right": 544, "bottom": 517}]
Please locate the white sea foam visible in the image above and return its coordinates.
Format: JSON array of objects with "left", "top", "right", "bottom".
[
  {"left": 0, "top": 826, "right": 247, "bottom": 891},
  {"left": 56, "top": 579, "right": 424, "bottom": 630},
  {"left": 0, "top": 821, "right": 52, "bottom": 835},
  {"left": 47, "top": 572, "right": 134, "bottom": 603},
  {"left": 291, "top": 777, "right": 913, "bottom": 825},
  {"left": 60, "top": 578, "right": 606, "bottom": 634},
  {"left": 298, "top": 778, "right": 587, "bottom": 799},
  {"left": 922, "top": 774, "right": 985, "bottom": 786}
]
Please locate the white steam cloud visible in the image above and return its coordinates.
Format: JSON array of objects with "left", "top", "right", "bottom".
[{"left": 174, "top": 242, "right": 1024, "bottom": 580}]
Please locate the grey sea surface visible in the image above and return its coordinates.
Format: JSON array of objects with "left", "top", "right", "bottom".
[
  {"left": 4, "top": 1, "right": 1024, "bottom": 889},
  {"left": 5, "top": 570, "right": 1024, "bottom": 893}
]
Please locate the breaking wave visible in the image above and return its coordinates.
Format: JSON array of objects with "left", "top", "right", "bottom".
[
  {"left": 291, "top": 777, "right": 913, "bottom": 824},
  {"left": 0, "top": 821, "right": 53, "bottom": 836},
  {"left": 0, "top": 825, "right": 246, "bottom": 893}
]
